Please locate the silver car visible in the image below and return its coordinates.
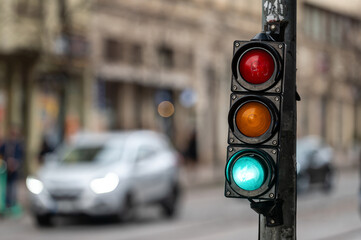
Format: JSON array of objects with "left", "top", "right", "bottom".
[{"left": 26, "top": 131, "right": 181, "bottom": 226}]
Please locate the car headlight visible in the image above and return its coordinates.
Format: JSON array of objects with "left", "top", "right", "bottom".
[
  {"left": 26, "top": 177, "right": 44, "bottom": 195},
  {"left": 90, "top": 173, "right": 119, "bottom": 194}
]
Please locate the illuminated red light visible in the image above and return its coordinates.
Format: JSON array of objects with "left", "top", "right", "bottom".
[{"left": 239, "top": 49, "right": 275, "bottom": 84}]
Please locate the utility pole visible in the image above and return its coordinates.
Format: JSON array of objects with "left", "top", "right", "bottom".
[
  {"left": 57, "top": 0, "right": 71, "bottom": 143},
  {"left": 260, "top": 0, "right": 297, "bottom": 239},
  {"left": 224, "top": 0, "right": 297, "bottom": 239}
]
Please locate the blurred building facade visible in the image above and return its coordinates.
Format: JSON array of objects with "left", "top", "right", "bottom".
[
  {"left": 0, "top": 0, "right": 91, "bottom": 173},
  {"left": 88, "top": 0, "right": 361, "bottom": 169},
  {"left": 297, "top": 0, "right": 361, "bottom": 167},
  {"left": 87, "top": 0, "right": 262, "bottom": 170},
  {"left": 1, "top": 0, "right": 361, "bottom": 174}
]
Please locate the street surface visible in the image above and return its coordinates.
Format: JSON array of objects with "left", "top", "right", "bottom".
[{"left": 1, "top": 169, "right": 360, "bottom": 240}]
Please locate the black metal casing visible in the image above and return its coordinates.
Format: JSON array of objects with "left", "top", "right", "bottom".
[{"left": 225, "top": 41, "right": 286, "bottom": 201}]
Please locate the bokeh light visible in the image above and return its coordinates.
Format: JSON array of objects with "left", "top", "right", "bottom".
[{"left": 157, "top": 101, "right": 175, "bottom": 118}]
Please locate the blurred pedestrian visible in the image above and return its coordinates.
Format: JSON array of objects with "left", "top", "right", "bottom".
[
  {"left": 38, "top": 135, "right": 53, "bottom": 165},
  {"left": 183, "top": 130, "right": 198, "bottom": 167},
  {"left": 181, "top": 130, "right": 198, "bottom": 185},
  {"left": 0, "top": 125, "right": 24, "bottom": 208}
]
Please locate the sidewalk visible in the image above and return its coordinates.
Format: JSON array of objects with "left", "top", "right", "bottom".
[{"left": 0, "top": 181, "right": 26, "bottom": 218}]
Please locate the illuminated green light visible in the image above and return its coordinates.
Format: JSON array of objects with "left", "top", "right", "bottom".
[{"left": 232, "top": 156, "right": 266, "bottom": 191}]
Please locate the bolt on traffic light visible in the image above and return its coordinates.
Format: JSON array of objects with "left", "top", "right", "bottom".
[{"left": 225, "top": 41, "right": 286, "bottom": 200}]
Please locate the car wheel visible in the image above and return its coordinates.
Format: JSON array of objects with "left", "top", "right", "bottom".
[
  {"left": 35, "top": 214, "right": 53, "bottom": 227},
  {"left": 322, "top": 169, "right": 333, "bottom": 193},
  {"left": 161, "top": 184, "right": 180, "bottom": 218},
  {"left": 118, "top": 194, "right": 135, "bottom": 222}
]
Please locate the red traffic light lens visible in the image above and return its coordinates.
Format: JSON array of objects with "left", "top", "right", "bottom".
[
  {"left": 235, "top": 102, "right": 272, "bottom": 137},
  {"left": 239, "top": 49, "right": 275, "bottom": 84}
]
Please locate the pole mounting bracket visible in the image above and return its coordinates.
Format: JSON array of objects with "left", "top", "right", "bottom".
[{"left": 250, "top": 199, "right": 284, "bottom": 227}]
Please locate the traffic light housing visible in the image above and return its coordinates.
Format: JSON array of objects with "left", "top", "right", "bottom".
[{"left": 225, "top": 41, "right": 286, "bottom": 201}]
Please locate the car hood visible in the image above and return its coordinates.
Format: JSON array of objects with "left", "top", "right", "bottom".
[{"left": 37, "top": 163, "right": 115, "bottom": 189}]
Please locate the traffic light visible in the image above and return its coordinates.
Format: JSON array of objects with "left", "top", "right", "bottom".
[{"left": 225, "top": 41, "right": 285, "bottom": 201}]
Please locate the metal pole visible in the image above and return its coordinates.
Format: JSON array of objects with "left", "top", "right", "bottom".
[{"left": 260, "top": 0, "right": 297, "bottom": 239}]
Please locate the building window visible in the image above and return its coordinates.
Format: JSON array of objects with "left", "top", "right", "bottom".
[
  {"left": 187, "top": 51, "right": 194, "bottom": 69},
  {"left": 183, "top": 51, "right": 194, "bottom": 70},
  {"left": 158, "top": 45, "right": 174, "bottom": 69},
  {"left": 16, "top": 0, "right": 42, "bottom": 18},
  {"left": 129, "top": 43, "right": 143, "bottom": 65},
  {"left": 310, "top": 7, "right": 321, "bottom": 40},
  {"left": 303, "top": 3, "right": 361, "bottom": 47},
  {"left": 177, "top": 50, "right": 194, "bottom": 70},
  {"left": 103, "top": 39, "right": 123, "bottom": 62}
]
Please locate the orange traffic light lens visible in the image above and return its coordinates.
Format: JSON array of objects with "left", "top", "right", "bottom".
[
  {"left": 236, "top": 102, "right": 272, "bottom": 137},
  {"left": 239, "top": 49, "right": 275, "bottom": 84}
]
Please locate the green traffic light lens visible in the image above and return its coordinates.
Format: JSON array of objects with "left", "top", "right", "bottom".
[{"left": 232, "top": 156, "right": 266, "bottom": 191}]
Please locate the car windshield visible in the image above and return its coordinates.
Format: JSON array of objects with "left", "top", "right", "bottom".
[{"left": 61, "top": 143, "right": 124, "bottom": 164}]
